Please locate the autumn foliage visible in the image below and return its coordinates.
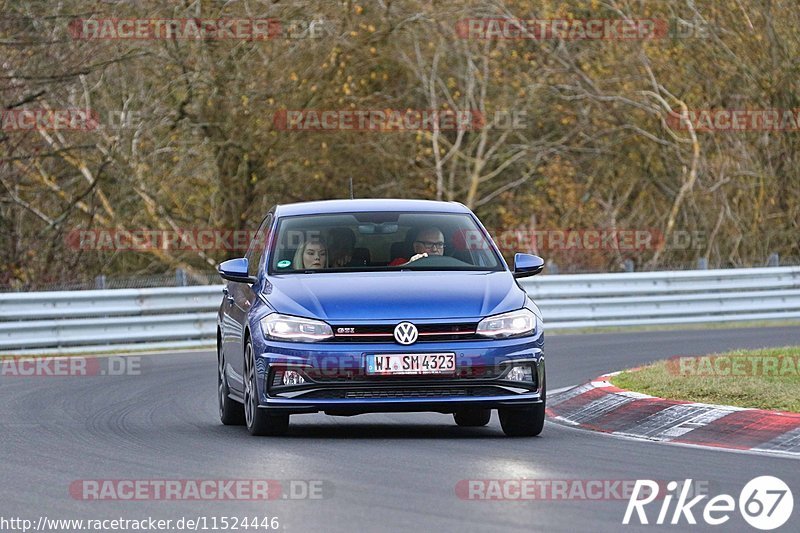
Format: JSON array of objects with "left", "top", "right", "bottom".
[{"left": 1, "top": 0, "right": 798, "bottom": 287}]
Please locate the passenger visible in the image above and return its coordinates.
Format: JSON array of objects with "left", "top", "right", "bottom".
[
  {"left": 389, "top": 226, "right": 445, "bottom": 266},
  {"left": 328, "top": 227, "right": 357, "bottom": 267},
  {"left": 293, "top": 236, "right": 328, "bottom": 270}
]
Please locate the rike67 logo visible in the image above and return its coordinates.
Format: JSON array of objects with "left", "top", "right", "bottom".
[{"left": 624, "top": 476, "right": 793, "bottom": 530}]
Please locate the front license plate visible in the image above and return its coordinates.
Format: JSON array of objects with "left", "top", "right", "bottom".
[{"left": 366, "top": 353, "right": 456, "bottom": 375}]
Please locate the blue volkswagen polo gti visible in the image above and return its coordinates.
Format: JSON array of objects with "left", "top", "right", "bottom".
[{"left": 217, "top": 199, "right": 546, "bottom": 437}]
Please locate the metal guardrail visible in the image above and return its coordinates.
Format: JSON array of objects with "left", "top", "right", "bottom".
[
  {"left": 519, "top": 266, "right": 800, "bottom": 329},
  {"left": 2, "top": 266, "right": 799, "bottom": 355}
]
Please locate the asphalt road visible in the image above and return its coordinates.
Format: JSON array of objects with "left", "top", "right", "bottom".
[{"left": 1, "top": 326, "right": 798, "bottom": 532}]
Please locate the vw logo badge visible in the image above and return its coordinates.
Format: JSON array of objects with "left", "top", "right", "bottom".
[{"left": 393, "top": 322, "right": 418, "bottom": 345}]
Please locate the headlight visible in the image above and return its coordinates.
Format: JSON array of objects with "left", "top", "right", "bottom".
[
  {"left": 261, "top": 313, "right": 333, "bottom": 342},
  {"left": 476, "top": 309, "right": 537, "bottom": 339}
]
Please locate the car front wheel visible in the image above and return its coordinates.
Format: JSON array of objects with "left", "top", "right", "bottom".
[
  {"left": 498, "top": 403, "right": 545, "bottom": 437},
  {"left": 244, "top": 340, "right": 289, "bottom": 436},
  {"left": 499, "top": 372, "right": 546, "bottom": 437}
]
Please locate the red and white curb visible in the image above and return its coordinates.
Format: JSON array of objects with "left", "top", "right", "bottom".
[{"left": 547, "top": 373, "right": 800, "bottom": 457}]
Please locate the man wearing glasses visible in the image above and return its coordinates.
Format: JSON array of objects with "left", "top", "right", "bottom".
[{"left": 389, "top": 226, "right": 445, "bottom": 266}]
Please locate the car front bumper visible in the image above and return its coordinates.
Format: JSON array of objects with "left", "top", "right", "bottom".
[{"left": 251, "top": 333, "right": 545, "bottom": 415}]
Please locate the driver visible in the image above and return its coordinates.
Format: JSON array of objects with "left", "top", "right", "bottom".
[
  {"left": 389, "top": 226, "right": 445, "bottom": 266},
  {"left": 328, "top": 227, "right": 357, "bottom": 267}
]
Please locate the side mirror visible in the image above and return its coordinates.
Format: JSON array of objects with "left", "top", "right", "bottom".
[
  {"left": 513, "top": 253, "right": 545, "bottom": 278},
  {"left": 218, "top": 257, "right": 257, "bottom": 284}
]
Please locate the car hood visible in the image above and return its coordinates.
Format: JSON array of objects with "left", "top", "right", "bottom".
[{"left": 262, "top": 271, "right": 524, "bottom": 321}]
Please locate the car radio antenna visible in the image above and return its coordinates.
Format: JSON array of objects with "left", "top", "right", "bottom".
[{"left": 349, "top": 177, "right": 354, "bottom": 199}]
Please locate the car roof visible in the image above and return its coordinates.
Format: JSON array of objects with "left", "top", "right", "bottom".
[{"left": 274, "top": 199, "right": 471, "bottom": 217}]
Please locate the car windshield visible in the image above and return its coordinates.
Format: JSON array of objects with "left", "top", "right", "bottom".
[{"left": 268, "top": 212, "right": 503, "bottom": 273}]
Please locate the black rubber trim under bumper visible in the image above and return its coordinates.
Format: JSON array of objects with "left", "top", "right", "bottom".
[{"left": 258, "top": 393, "right": 543, "bottom": 415}]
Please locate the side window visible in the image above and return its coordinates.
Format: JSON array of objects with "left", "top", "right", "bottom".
[{"left": 246, "top": 213, "right": 273, "bottom": 277}]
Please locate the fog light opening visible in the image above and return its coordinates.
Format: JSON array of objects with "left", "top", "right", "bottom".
[
  {"left": 282, "top": 370, "right": 306, "bottom": 386},
  {"left": 506, "top": 365, "right": 533, "bottom": 382}
]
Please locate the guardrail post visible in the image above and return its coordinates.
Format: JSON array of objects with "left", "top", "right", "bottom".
[
  {"left": 767, "top": 253, "right": 780, "bottom": 267},
  {"left": 623, "top": 259, "right": 634, "bottom": 272},
  {"left": 94, "top": 275, "right": 106, "bottom": 289},
  {"left": 176, "top": 268, "right": 188, "bottom": 287},
  {"left": 697, "top": 258, "right": 708, "bottom": 270}
]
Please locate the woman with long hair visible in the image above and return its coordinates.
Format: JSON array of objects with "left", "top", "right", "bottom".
[{"left": 292, "top": 236, "right": 328, "bottom": 270}]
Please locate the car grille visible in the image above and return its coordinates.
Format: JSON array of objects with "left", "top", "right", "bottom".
[
  {"left": 300, "top": 366, "right": 506, "bottom": 382},
  {"left": 329, "top": 322, "right": 479, "bottom": 342},
  {"left": 296, "top": 386, "right": 510, "bottom": 399}
]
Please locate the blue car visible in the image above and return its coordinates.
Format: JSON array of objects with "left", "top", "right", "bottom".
[{"left": 217, "top": 199, "right": 546, "bottom": 436}]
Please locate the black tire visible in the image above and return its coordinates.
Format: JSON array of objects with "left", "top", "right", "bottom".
[
  {"left": 499, "top": 403, "right": 545, "bottom": 437},
  {"left": 218, "top": 348, "right": 245, "bottom": 426},
  {"left": 499, "top": 371, "right": 546, "bottom": 437},
  {"left": 453, "top": 409, "right": 492, "bottom": 427},
  {"left": 244, "top": 340, "right": 289, "bottom": 436}
]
